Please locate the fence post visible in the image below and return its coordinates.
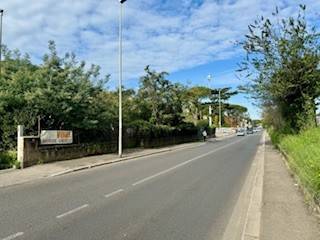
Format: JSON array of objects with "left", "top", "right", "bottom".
[{"left": 17, "top": 125, "right": 24, "bottom": 169}]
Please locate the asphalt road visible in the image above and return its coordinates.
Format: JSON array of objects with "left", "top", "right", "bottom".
[{"left": 0, "top": 133, "right": 262, "bottom": 240}]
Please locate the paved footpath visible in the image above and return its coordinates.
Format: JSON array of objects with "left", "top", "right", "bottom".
[
  {"left": 0, "top": 141, "right": 208, "bottom": 188},
  {"left": 261, "top": 137, "right": 320, "bottom": 240}
]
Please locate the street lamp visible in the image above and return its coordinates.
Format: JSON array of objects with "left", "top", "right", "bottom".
[
  {"left": 0, "top": 9, "right": 4, "bottom": 79},
  {"left": 218, "top": 88, "right": 222, "bottom": 128},
  {"left": 118, "top": 0, "right": 126, "bottom": 157},
  {"left": 207, "top": 74, "right": 213, "bottom": 127}
]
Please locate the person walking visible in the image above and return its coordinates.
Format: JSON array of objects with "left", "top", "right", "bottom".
[{"left": 202, "top": 129, "right": 207, "bottom": 142}]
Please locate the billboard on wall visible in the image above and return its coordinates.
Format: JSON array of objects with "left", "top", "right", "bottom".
[{"left": 40, "top": 130, "right": 73, "bottom": 145}]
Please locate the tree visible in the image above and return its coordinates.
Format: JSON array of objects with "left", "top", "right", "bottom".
[
  {"left": 207, "top": 87, "right": 238, "bottom": 126},
  {"left": 240, "top": 5, "right": 320, "bottom": 132},
  {"left": 137, "top": 66, "right": 185, "bottom": 126},
  {"left": 0, "top": 47, "right": 37, "bottom": 149},
  {"left": 224, "top": 104, "right": 248, "bottom": 127},
  {"left": 183, "top": 86, "right": 211, "bottom": 123},
  {"left": 0, "top": 41, "right": 111, "bottom": 149}
]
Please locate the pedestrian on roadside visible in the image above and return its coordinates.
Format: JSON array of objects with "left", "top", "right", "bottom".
[{"left": 202, "top": 129, "right": 207, "bottom": 142}]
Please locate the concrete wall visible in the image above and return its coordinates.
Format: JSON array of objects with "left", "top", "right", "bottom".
[
  {"left": 20, "top": 134, "right": 200, "bottom": 168},
  {"left": 22, "top": 137, "right": 117, "bottom": 168},
  {"left": 215, "top": 127, "right": 236, "bottom": 138}
]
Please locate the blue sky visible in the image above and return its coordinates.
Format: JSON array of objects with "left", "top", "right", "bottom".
[{"left": 1, "top": 0, "right": 320, "bottom": 119}]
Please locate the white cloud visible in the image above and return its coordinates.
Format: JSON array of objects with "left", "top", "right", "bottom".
[{"left": 1, "top": 0, "right": 320, "bottom": 87}]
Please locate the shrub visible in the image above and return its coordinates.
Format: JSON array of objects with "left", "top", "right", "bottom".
[
  {"left": 0, "top": 151, "right": 17, "bottom": 170},
  {"left": 196, "top": 119, "right": 209, "bottom": 130}
]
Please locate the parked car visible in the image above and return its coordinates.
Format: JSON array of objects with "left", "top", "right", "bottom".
[
  {"left": 247, "top": 128, "right": 253, "bottom": 134},
  {"left": 236, "top": 128, "right": 246, "bottom": 136}
]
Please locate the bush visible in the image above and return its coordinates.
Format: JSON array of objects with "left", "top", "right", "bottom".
[
  {"left": 127, "top": 120, "right": 154, "bottom": 136},
  {"left": 277, "top": 128, "right": 320, "bottom": 204},
  {"left": 268, "top": 127, "right": 284, "bottom": 146},
  {"left": 196, "top": 119, "right": 209, "bottom": 130},
  {"left": 0, "top": 151, "right": 17, "bottom": 170},
  {"left": 177, "top": 122, "right": 198, "bottom": 135}
]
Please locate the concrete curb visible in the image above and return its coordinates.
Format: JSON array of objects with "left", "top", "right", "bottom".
[
  {"left": 221, "top": 132, "right": 265, "bottom": 240},
  {"left": 241, "top": 132, "right": 265, "bottom": 240},
  {"left": 49, "top": 142, "right": 206, "bottom": 177}
]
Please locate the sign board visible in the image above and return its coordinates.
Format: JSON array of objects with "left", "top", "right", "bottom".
[{"left": 40, "top": 130, "right": 73, "bottom": 145}]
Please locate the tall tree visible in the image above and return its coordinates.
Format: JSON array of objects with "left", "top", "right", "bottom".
[
  {"left": 138, "top": 66, "right": 185, "bottom": 126},
  {"left": 183, "top": 86, "right": 211, "bottom": 123},
  {"left": 240, "top": 5, "right": 320, "bottom": 132},
  {"left": 0, "top": 41, "right": 111, "bottom": 149},
  {"left": 207, "top": 87, "right": 238, "bottom": 126}
]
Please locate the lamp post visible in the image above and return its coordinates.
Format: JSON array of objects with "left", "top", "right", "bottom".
[
  {"left": 218, "top": 88, "right": 222, "bottom": 128},
  {"left": 207, "top": 74, "right": 212, "bottom": 127},
  {"left": 0, "top": 9, "right": 4, "bottom": 79},
  {"left": 118, "top": 0, "right": 126, "bottom": 157}
]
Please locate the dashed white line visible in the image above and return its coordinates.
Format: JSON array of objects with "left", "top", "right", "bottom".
[
  {"left": 132, "top": 137, "right": 246, "bottom": 186},
  {"left": 1, "top": 232, "right": 24, "bottom": 240},
  {"left": 104, "top": 189, "right": 124, "bottom": 199},
  {"left": 56, "top": 204, "right": 89, "bottom": 219}
]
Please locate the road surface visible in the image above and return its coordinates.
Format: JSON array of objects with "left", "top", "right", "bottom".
[{"left": 0, "top": 133, "right": 262, "bottom": 240}]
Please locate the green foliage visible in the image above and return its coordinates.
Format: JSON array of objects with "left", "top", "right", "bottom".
[
  {"left": 278, "top": 128, "right": 320, "bottom": 203},
  {"left": 0, "top": 151, "right": 17, "bottom": 169},
  {"left": 209, "top": 87, "right": 237, "bottom": 106},
  {"left": 0, "top": 42, "right": 248, "bottom": 155},
  {"left": 268, "top": 127, "right": 284, "bottom": 146},
  {"left": 208, "top": 88, "right": 240, "bottom": 126},
  {"left": 240, "top": 5, "right": 320, "bottom": 132},
  {"left": 196, "top": 119, "right": 209, "bottom": 129},
  {"left": 224, "top": 103, "right": 248, "bottom": 127},
  {"left": 137, "top": 66, "right": 185, "bottom": 126},
  {"left": 0, "top": 41, "right": 110, "bottom": 149},
  {"left": 182, "top": 86, "right": 211, "bottom": 124}
]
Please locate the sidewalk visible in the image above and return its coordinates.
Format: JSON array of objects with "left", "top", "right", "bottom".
[
  {"left": 0, "top": 141, "right": 205, "bottom": 188},
  {"left": 261, "top": 137, "right": 320, "bottom": 240}
]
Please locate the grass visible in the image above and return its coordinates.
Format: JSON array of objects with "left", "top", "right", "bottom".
[
  {"left": 272, "top": 128, "right": 320, "bottom": 204},
  {"left": 0, "top": 151, "right": 18, "bottom": 170}
]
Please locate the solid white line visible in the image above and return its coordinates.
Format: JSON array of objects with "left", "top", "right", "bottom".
[
  {"left": 1, "top": 232, "right": 24, "bottom": 240},
  {"left": 104, "top": 189, "right": 124, "bottom": 198},
  {"left": 56, "top": 204, "right": 89, "bottom": 219},
  {"left": 132, "top": 137, "right": 246, "bottom": 186}
]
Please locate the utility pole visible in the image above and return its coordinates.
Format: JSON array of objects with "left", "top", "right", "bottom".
[
  {"left": 118, "top": 0, "right": 126, "bottom": 157},
  {"left": 0, "top": 9, "right": 4, "bottom": 79}
]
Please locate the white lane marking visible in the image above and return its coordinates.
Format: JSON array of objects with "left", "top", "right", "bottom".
[
  {"left": 2, "top": 232, "right": 24, "bottom": 240},
  {"left": 56, "top": 204, "right": 89, "bottom": 219},
  {"left": 104, "top": 189, "right": 124, "bottom": 199},
  {"left": 132, "top": 137, "right": 246, "bottom": 186}
]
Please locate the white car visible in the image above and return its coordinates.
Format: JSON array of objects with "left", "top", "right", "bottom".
[{"left": 236, "top": 128, "right": 246, "bottom": 136}]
